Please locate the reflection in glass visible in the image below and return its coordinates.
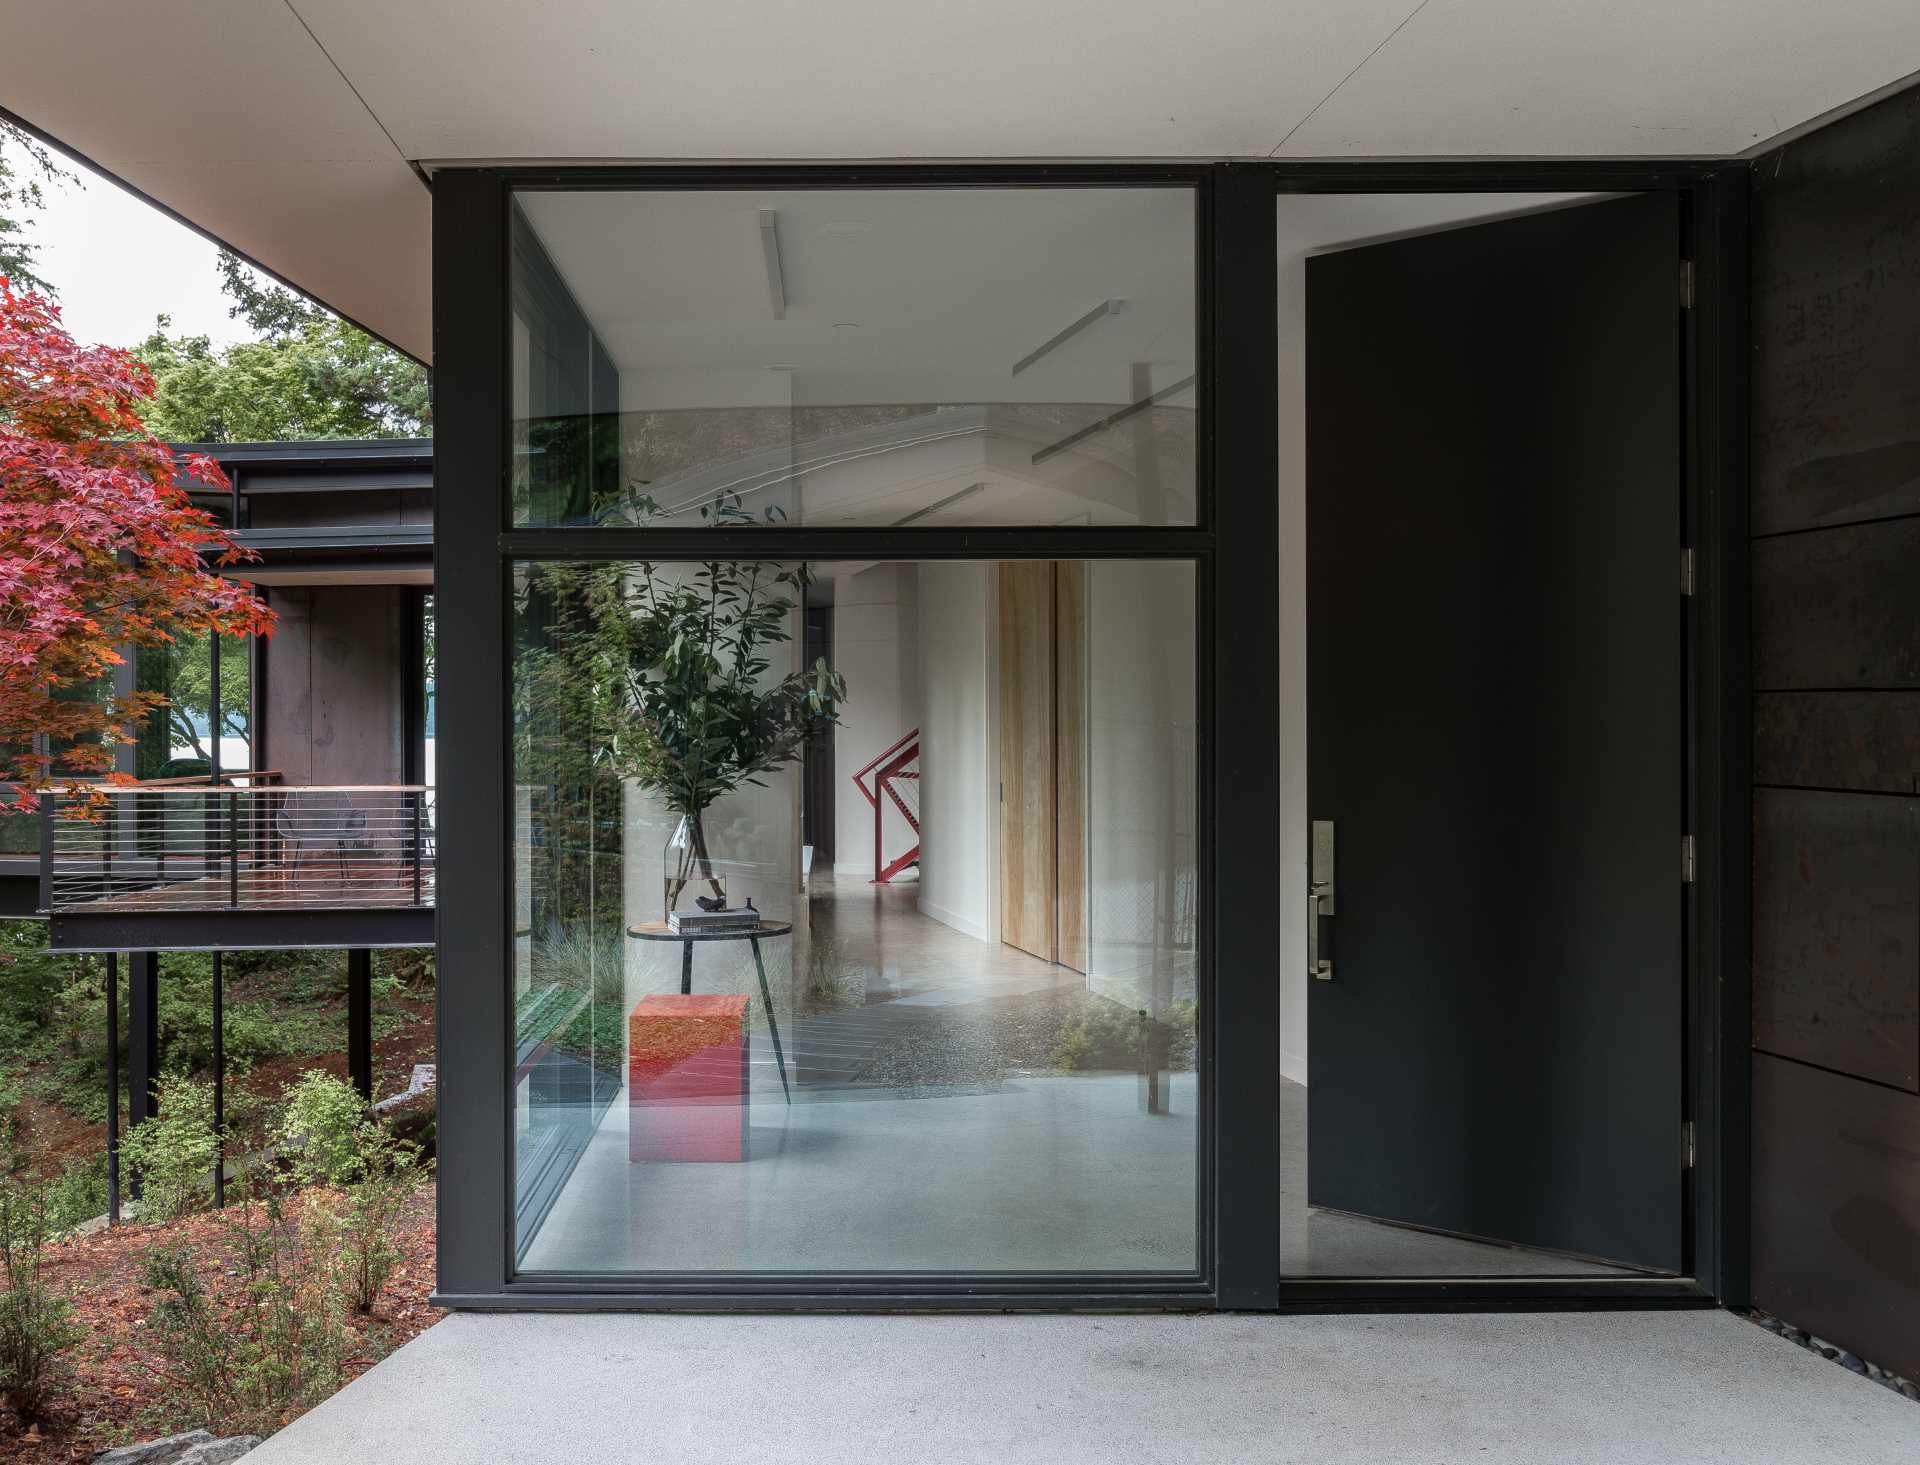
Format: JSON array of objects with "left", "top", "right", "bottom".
[
  {"left": 511, "top": 558, "right": 1198, "bottom": 1273},
  {"left": 509, "top": 188, "right": 1197, "bottom": 529}
]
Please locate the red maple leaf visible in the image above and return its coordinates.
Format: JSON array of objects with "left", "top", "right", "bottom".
[{"left": 0, "top": 276, "right": 274, "bottom": 810}]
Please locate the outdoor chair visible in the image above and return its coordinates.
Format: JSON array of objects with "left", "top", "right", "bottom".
[{"left": 274, "top": 790, "right": 369, "bottom": 887}]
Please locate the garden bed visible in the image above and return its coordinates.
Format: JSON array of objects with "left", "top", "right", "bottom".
[{"left": 0, "top": 1183, "right": 440, "bottom": 1463}]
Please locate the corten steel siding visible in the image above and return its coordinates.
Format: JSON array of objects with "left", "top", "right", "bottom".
[
  {"left": 260, "top": 586, "right": 410, "bottom": 786},
  {"left": 1750, "top": 82, "right": 1920, "bottom": 1380}
]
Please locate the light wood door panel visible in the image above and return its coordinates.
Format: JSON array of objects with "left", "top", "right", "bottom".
[
  {"left": 998, "top": 561, "right": 1056, "bottom": 961},
  {"left": 1055, "top": 561, "right": 1088, "bottom": 974}
]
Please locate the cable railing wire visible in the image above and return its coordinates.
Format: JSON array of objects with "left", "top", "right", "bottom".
[{"left": 44, "top": 784, "right": 435, "bottom": 913}]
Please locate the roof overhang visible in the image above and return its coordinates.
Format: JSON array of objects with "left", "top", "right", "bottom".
[{"left": 4, "top": 4, "right": 1919, "bottom": 362}]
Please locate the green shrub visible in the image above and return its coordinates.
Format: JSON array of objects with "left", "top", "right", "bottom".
[
  {"left": 1050, "top": 996, "right": 1198, "bottom": 1073},
  {"left": 141, "top": 1180, "right": 346, "bottom": 1438},
  {"left": 41, "top": 1154, "right": 108, "bottom": 1234},
  {"left": 326, "top": 1130, "right": 423, "bottom": 1314},
  {"left": 276, "top": 1069, "right": 426, "bottom": 1312},
  {"left": 277, "top": 1071, "right": 366, "bottom": 1188},
  {"left": 0, "top": 1178, "right": 83, "bottom": 1421},
  {"left": 120, "top": 1071, "right": 220, "bottom": 1222}
]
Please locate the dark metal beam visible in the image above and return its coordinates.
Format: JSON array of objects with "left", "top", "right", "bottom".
[
  {"left": 125, "top": 951, "right": 160, "bottom": 1155},
  {"left": 348, "top": 948, "right": 374, "bottom": 1100},
  {"left": 432, "top": 167, "right": 513, "bottom": 1300},
  {"left": 47, "top": 906, "right": 434, "bottom": 953},
  {"left": 1208, "top": 163, "right": 1281, "bottom": 1309}
]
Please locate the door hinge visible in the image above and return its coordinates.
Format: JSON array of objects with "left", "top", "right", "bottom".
[
  {"left": 1679, "top": 547, "right": 1696, "bottom": 597},
  {"left": 1681, "top": 834, "right": 1697, "bottom": 884},
  {"left": 1679, "top": 260, "right": 1695, "bottom": 310},
  {"left": 1682, "top": 1119, "right": 1696, "bottom": 1171}
]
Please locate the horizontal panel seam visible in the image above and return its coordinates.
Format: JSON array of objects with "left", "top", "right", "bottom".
[
  {"left": 1751, "top": 1049, "right": 1920, "bottom": 1099},
  {"left": 1751, "top": 509, "right": 1920, "bottom": 542}
]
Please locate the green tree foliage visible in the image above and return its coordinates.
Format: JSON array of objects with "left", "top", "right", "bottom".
[
  {"left": 119, "top": 1071, "right": 221, "bottom": 1222},
  {"left": 516, "top": 495, "right": 844, "bottom": 912},
  {"left": 134, "top": 629, "right": 251, "bottom": 775},
  {"left": 0, "top": 120, "right": 74, "bottom": 297},
  {"left": 135, "top": 251, "right": 428, "bottom": 443},
  {"left": 0, "top": 1177, "right": 83, "bottom": 1421}
]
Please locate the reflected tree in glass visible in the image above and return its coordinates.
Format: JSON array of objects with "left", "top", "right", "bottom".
[{"left": 517, "top": 509, "right": 844, "bottom": 920}]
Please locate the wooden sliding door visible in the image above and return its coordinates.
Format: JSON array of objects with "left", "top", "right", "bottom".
[{"left": 997, "top": 561, "right": 1087, "bottom": 970}]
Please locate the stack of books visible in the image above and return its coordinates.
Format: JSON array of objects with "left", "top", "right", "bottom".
[{"left": 668, "top": 906, "right": 762, "bottom": 934}]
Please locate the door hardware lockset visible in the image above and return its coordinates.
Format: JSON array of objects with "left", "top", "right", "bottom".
[{"left": 1309, "top": 819, "right": 1335, "bottom": 980}]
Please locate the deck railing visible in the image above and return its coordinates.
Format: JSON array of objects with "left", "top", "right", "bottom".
[{"left": 43, "top": 783, "right": 435, "bottom": 914}]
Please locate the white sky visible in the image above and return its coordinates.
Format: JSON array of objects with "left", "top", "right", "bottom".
[{"left": 5, "top": 133, "right": 249, "bottom": 351}]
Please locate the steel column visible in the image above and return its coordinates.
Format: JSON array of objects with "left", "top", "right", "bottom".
[
  {"left": 348, "top": 948, "right": 373, "bottom": 1100},
  {"left": 105, "top": 952, "right": 120, "bottom": 1225}
]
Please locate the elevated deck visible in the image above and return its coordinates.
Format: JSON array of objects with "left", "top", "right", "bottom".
[{"left": 41, "top": 783, "right": 435, "bottom": 952}]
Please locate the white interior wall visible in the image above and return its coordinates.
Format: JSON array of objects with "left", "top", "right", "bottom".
[
  {"left": 914, "top": 563, "right": 994, "bottom": 940},
  {"left": 830, "top": 563, "right": 921, "bottom": 879},
  {"left": 1086, "top": 560, "right": 1198, "bottom": 1011}
]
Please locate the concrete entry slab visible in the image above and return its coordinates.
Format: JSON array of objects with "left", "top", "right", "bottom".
[{"left": 248, "top": 1309, "right": 1920, "bottom": 1465}]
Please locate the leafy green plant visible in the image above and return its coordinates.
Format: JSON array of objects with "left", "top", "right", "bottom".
[
  {"left": 40, "top": 1154, "right": 107, "bottom": 1234},
  {"left": 0, "top": 1177, "right": 83, "bottom": 1421},
  {"left": 120, "top": 1071, "right": 220, "bottom": 1222},
  {"left": 517, "top": 507, "right": 845, "bottom": 914},
  {"left": 326, "top": 1129, "right": 424, "bottom": 1315},
  {"left": 275, "top": 1070, "right": 428, "bottom": 1313},
  {"left": 1051, "top": 997, "right": 1197, "bottom": 1074},
  {"left": 141, "top": 1179, "right": 347, "bottom": 1437},
  {"left": 277, "top": 1071, "right": 365, "bottom": 1188},
  {"left": 801, "top": 931, "right": 861, "bottom": 1011}
]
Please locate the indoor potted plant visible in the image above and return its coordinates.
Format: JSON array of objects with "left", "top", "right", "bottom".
[{"left": 517, "top": 494, "right": 845, "bottom": 920}]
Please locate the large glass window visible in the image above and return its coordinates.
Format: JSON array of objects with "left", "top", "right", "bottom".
[
  {"left": 510, "top": 557, "right": 1199, "bottom": 1273},
  {"left": 134, "top": 632, "right": 252, "bottom": 780},
  {"left": 509, "top": 187, "right": 1198, "bottom": 529}
]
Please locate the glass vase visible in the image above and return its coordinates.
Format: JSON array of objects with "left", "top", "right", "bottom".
[{"left": 662, "top": 812, "right": 727, "bottom": 919}]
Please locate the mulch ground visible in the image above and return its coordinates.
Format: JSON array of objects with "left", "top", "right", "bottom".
[{"left": 0, "top": 1183, "right": 441, "bottom": 1463}]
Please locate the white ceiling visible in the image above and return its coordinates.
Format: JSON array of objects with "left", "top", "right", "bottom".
[
  {"left": 521, "top": 188, "right": 1195, "bottom": 399},
  {"left": 2, "top": 1, "right": 1916, "bottom": 361}
]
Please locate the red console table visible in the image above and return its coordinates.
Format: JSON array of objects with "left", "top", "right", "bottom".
[{"left": 628, "top": 993, "right": 750, "bottom": 1163}]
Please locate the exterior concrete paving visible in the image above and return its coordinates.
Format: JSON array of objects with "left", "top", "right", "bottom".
[{"left": 248, "top": 1308, "right": 1920, "bottom": 1464}]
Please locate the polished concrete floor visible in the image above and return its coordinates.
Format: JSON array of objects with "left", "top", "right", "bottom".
[
  {"left": 520, "top": 867, "right": 1642, "bottom": 1278},
  {"left": 522, "top": 869, "right": 1199, "bottom": 1272},
  {"left": 249, "top": 1310, "right": 1920, "bottom": 1465}
]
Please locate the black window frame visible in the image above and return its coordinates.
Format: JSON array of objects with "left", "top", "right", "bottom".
[{"left": 431, "top": 159, "right": 1747, "bottom": 1312}]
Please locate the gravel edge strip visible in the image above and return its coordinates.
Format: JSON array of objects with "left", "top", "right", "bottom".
[{"left": 1746, "top": 1309, "right": 1920, "bottom": 1404}]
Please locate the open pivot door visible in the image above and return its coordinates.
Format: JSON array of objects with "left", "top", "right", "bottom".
[{"left": 1305, "top": 194, "right": 1685, "bottom": 1274}]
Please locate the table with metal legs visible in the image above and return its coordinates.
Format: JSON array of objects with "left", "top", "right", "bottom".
[{"left": 625, "top": 920, "right": 793, "bottom": 1102}]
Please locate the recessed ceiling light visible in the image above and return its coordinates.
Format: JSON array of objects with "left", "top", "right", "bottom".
[{"left": 833, "top": 322, "right": 860, "bottom": 329}]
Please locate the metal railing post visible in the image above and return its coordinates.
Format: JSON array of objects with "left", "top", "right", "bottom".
[
  {"left": 227, "top": 791, "right": 240, "bottom": 907},
  {"left": 37, "top": 790, "right": 53, "bottom": 915},
  {"left": 105, "top": 951, "right": 120, "bottom": 1225},
  {"left": 412, "top": 789, "right": 424, "bottom": 905}
]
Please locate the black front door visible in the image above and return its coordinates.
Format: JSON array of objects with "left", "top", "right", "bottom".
[{"left": 1305, "top": 194, "right": 1685, "bottom": 1273}]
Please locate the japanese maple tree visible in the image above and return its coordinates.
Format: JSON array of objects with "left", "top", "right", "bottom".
[{"left": 0, "top": 276, "right": 272, "bottom": 806}]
